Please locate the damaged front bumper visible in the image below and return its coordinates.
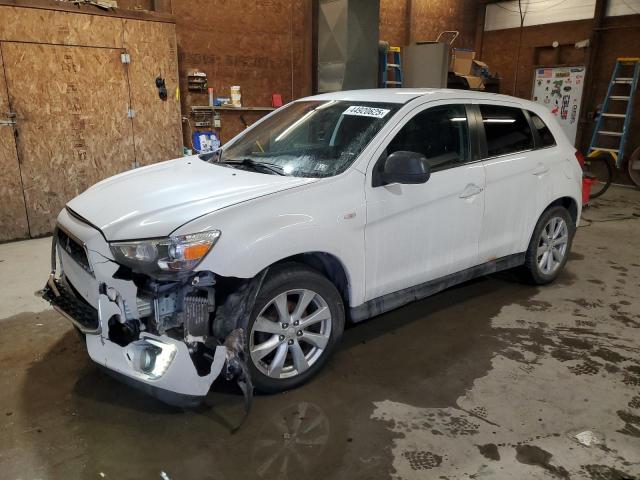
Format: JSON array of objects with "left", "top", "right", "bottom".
[{"left": 40, "top": 209, "right": 233, "bottom": 408}]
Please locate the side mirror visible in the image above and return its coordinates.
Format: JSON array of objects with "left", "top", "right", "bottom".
[{"left": 377, "top": 151, "right": 431, "bottom": 186}]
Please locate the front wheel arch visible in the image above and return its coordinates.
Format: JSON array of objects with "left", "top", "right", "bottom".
[
  {"left": 212, "top": 252, "right": 351, "bottom": 339},
  {"left": 271, "top": 252, "right": 350, "bottom": 307},
  {"left": 244, "top": 262, "right": 346, "bottom": 393}
]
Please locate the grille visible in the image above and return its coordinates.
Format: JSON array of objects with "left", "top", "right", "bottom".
[
  {"left": 57, "top": 228, "right": 92, "bottom": 274},
  {"left": 42, "top": 277, "right": 100, "bottom": 333}
]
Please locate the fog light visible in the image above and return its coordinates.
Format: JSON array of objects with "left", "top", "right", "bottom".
[
  {"left": 138, "top": 344, "right": 162, "bottom": 374},
  {"left": 126, "top": 338, "right": 177, "bottom": 379}
]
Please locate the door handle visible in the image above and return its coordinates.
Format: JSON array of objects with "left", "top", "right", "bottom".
[
  {"left": 459, "top": 183, "right": 483, "bottom": 199},
  {"left": 532, "top": 162, "right": 549, "bottom": 176}
]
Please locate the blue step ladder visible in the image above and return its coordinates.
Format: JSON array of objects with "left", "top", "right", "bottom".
[
  {"left": 588, "top": 57, "right": 640, "bottom": 168},
  {"left": 379, "top": 44, "right": 403, "bottom": 88}
]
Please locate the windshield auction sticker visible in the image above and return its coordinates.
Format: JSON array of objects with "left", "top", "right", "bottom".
[{"left": 343, "top": 106, "right": 390, "bottom": 118}]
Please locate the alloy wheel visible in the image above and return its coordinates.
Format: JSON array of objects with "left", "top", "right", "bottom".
[
  {"left": 537, "top": 216, "right": 569, "bottom": 275},
  {"left": 249, "top": 289, "right": 332, "bottom": 379}
]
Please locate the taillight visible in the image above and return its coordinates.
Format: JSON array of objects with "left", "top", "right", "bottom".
[{"left": 575, "top": 150, "right": 585, "bottom": 168}]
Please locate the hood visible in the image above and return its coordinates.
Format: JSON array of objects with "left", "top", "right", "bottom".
[{"left": 67, "top": 156, "right": 317, "bottom": 240}]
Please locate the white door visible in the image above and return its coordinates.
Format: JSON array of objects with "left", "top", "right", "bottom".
[
  {"left": 477, "top": 103, "right": 551, "bottom": 262},
  {"left": 364, "top": 102, "right": 485, "bottom": 301}
]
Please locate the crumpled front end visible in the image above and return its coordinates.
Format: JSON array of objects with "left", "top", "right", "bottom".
[{"left": 41, "top": 208, "right": 232, "bottom": 408}]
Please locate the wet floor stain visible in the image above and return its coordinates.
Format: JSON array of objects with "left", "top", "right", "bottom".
[
  {"left": 515, "top": 444, "right": 570, "bottom": 479},
  {"left": 593, "top": 348, "right": 628, "bottom": 363},
  {"left": 611, "top": 265, "right": 628, "bottom": 272},
  {"left": 617, "top": 411, "right": 640, "bottom": 438},
  {"left": 583, "top": 464, "right": 637, "bottom": 480},
  {"left": 568, "top": 360, "right": 601, "bottom": 376},
  {"left": 401, "top": 450, "right": 442, "bottom": 470},
  {"left": 524, "top": 300, "right": 552, "bottom": 312},
  {"left": 477, "top": 443, "right": 500, "bottom": 461}
]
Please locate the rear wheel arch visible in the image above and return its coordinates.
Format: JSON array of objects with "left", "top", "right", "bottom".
[
  {"left": 521, "top": 204, "right": 574, "bottom": 284},
  {"left": 547, "top": 196, "right": 579, "bottom": 226},
  {"left": 521, "top": 196, "right": 578, "bottom": 262}
]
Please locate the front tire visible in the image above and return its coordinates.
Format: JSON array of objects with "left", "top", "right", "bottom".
[
  {"left": 246, "top": 263, "right": 345, "bottom": 393},
  {"left": 521, "top": 206, "right": 575, "bottom": 285}
]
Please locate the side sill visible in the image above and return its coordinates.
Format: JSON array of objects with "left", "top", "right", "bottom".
[{"left": 350, "top": 253, "right": 525, "bottom": 323}]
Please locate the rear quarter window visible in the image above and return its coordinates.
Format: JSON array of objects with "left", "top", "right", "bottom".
[
  {"left": 479, "top": 105, "right": 534, "bottom": 157},
  {"left": 528, "top": 111, "right": 557, "bottom": 148}
]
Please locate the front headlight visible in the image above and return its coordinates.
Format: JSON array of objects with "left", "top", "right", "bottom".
[{"left": 110, "top": 230, "right": 221, "bottom": 273}]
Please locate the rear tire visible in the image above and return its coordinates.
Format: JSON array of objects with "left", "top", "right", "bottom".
[
  {"left": 521, "top": 206, "right": 575, "bottom": 285},
  {"left": 245, "top": 263, "right": 345, "bottom": 393}
]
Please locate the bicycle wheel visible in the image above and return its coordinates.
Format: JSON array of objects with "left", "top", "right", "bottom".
[
  {"left": 628, "top": 146, "right": 640, "bottom": 189},
  {"left": 584, "top": 153, "right": 613, "bottom": 200}
]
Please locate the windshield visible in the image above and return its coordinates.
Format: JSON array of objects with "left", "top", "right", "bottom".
[{"left": 201, "top": 100, "right": 400, "bottom": 178}]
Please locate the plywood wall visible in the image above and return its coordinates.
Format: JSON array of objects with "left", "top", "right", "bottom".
[
  {"left": 0, "top": 5, "right": 124, "bottom": 48},
  {"left": 0, "top": 4, "right": 182, "bottom": 239},
  {"left": 0, "top": 46, "right": 29, "bottom": 241},
  {"left": 2, "top": 43, "right": 136, "bottom": 237},
  {"left": 124, "top": 19, "right": 183, "bottom": 165}
]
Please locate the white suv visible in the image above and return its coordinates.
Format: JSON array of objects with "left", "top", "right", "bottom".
[{"left": 42, "top": 89, "right": 582, "bottom": 406}]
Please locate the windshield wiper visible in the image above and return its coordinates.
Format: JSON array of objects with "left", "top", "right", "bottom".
[
  {"left": 198, "top": 148, "right": 222, "bottom": 162},
  {"left": 219, "top": 158, "right": 285, "bottom": 176}
]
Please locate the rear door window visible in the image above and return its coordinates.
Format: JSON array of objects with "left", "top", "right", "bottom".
[
  {"left": 479, "top": 105, "right": 534, "bottom": 157},
  {"left": 528, "top": 111, "right": 556, "bottom": 148}
]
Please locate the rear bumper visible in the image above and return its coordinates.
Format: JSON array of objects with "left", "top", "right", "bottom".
[{"left": 41, "top": 213, "right": 228, "bottom": 407}]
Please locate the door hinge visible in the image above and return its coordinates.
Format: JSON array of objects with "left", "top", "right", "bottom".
[
  {"left": 1, "top": 111, "right": 17, "bottom": 126},
  {"left": 121, "top": 53, "right": 131, "bottom": 64},
  {"left": 127, "top": 108, "right": 136, "bottom": 119}
]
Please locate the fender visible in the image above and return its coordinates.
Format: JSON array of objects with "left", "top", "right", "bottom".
[
  {"left": 519, "top": 159, "right": 582, "bottom": 253},
  {"left": 176, "top": 169, "right": 368, "bottom": 307}
]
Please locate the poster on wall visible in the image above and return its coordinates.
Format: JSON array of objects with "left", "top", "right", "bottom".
[{"left": 531, "top": 66, "right": 585, "bottom": 145}]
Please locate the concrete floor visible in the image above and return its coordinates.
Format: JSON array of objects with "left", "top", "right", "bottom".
[{"left": 1, "top": 186, "right": 640, "bottom": 480}]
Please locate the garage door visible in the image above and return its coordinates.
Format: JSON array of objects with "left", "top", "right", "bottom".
[
  {"left": 0, "top": 47, "right": 29, "bottom": 241},
  {"left": 1, "top": 43, "right": 136, "bottom": 237}
]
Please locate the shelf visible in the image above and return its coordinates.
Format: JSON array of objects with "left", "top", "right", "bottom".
[{"left": 190, "top": 105, "right": 275, "bottom": 112}]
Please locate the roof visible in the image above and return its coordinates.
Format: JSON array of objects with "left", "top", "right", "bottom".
[{"left": 302, "top": 88, "right": 532, "bottom": 106}]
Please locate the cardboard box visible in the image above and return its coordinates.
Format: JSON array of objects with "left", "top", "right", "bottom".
[
  {"left": 451, "top": 49, "right": 475, "bottom": 75},
  {"left": 471, "top": 60, "right": 489, "bottom": 77},
  {"left": 459, "top": 75, "right": 485, "bottom": 90}
]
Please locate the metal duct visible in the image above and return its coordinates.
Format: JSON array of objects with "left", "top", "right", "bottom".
[{"left": 317, "top": 0, "right": 380, "bottom": 93}]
